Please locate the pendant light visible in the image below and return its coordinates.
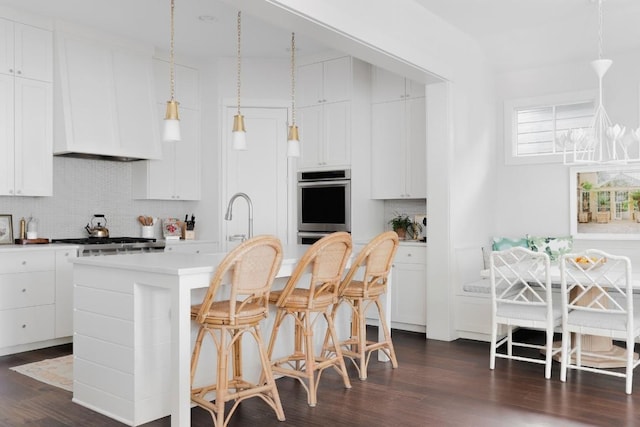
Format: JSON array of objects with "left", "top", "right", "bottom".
[
  {"left": 163, "top": 0, "right": 181, "bottom": 142},
  {"left": 287, "top": 32, "right": 300, "bottom": 158},
  {"left": 232, "top": 11, "right": 247, "bottom": 150}
]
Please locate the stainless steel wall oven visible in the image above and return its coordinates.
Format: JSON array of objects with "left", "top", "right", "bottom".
[{"left": 297, "top": 169, "right": 351, "bottom": 243}]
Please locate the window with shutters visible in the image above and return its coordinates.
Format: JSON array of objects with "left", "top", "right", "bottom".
[{"left": 504, "top": 91, "right": 595, "bottom": 165}]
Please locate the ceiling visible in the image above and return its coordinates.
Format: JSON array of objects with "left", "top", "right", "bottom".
[
  {"left": 1, "top": 0, "right": 640, "bottom": 71},
  {"left": 416, "top": 0, "right": 640, "bottom": 70}
]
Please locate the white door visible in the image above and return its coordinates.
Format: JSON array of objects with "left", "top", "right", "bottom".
[{"left": 222, "top": 105, "right": 290, "bottom": 249}]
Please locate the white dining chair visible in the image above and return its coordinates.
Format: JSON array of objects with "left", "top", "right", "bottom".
[
  {"left": 559, "top": 250, "right": 640, "bottom": 394},
  {"left": 489, "top": 246, "right": 561, "bottom": 379}
]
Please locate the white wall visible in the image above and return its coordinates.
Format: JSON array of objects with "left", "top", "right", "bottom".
[
  {"left": 495, "top": 50, "right": 640, "bottom": 243},
  {"left": 231, "top": 0, "right": 499, "bottom": 341}
]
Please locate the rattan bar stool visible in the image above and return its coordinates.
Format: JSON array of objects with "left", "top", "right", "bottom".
[
  {"left": 190, "top": 235, "right": 285, "bottom": 427},
  {"left": 323, "top": 231, "right": 399, "bottom": 380},
  {"left": 265, "top": 232, "right": 353, "bottom": 407}
]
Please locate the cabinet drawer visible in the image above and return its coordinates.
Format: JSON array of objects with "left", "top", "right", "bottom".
[
  {"left": 0, "top": 305, "right": 55, "bottom": 347},
  {"left": 0, "top": 251, "right": 55, "bottom": 273},
  {"left": 395, "top": 246, "right": 426, "bottom": 264},
  {"left": 0, "top": 271, "right": 55, "bottom": 309}
]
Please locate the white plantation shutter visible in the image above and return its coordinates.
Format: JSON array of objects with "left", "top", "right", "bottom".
[{"left": 515, "top": 101, "right": 593, "bottom": 157}]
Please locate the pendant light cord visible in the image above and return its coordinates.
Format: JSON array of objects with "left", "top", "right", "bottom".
[
  {"left": 236, "top": 11, "right": 242, "bottom": 115},
  {"left": 597, "top": 0, "right": 603, "bottom": 60},
  {"left": 290, "top": 32, "right": 296, "bottom": 126},
  {"left": 169, "top": 0, "right": 176, "bottom": 101}
]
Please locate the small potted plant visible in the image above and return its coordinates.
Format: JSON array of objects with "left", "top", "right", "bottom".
[{"left": 388, "top": 214, "right": 422, "bottom": 240}]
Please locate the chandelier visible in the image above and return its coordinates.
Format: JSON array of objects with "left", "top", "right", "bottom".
[{"left": 562, "top": 0, "right": 640, "bottom": 164}]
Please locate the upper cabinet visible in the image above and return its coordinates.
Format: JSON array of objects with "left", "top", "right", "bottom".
[
  {"left": 54, "top": 29, "right": 160, "bottom": 160},
  {"left": 296, "top": 56, "right": 353, "bottom": 170},
  {"left": 132, "top": 59, "right": 201, "bottom": 201},
  {"left": 371, "top": 66, "right": 426, "bottom": 199},
  {"left": 297, "top": 56, "right": 351, "bottom": 107},
  {"left": 0, "top": 18, "right": 52, "bottom": 197},
  {"left": 371, "top": 66, "right": 425, "bottom": 103}
]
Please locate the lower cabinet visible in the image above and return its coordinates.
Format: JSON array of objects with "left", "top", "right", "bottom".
[
  {"left": 0, "top": 247, "right": 77, "bottom": 356},
  {"left": 390, "top": 245, "right": 426, "bottom": 333}
]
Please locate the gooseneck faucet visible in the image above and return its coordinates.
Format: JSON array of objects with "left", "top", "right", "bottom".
[{"left": 224, "top": 192, "right": 253, "bottom": 241}]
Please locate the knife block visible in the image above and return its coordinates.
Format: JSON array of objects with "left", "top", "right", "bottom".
[{"left": 181, "top": 222, "right": 195, "bottom": 240}]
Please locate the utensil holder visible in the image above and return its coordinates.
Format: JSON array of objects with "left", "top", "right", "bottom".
[{"left": 141, "top": 226, "right": 154, "bottom": 238}]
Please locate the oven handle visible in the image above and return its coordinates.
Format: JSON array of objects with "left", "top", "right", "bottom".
[
  {"left": 297, "top": 231, "right": 334, "bottom": 238},
  {"left": 297, "top": 180, "right": 350, "bottom": 187}
]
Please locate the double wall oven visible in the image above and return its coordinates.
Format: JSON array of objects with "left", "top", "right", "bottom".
[{"left": 297, "top": 169, "right": 351, "bottom": 244}]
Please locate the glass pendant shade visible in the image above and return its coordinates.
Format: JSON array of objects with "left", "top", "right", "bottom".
[
  {"left": 232, "top": 114, "right": 247, "bottom": 150},
  {"left": 287, "top": 125, "right": 300, "bottom": 157},
  {"left": 163, "top": 100, "right": 181, "bottom": 142}
]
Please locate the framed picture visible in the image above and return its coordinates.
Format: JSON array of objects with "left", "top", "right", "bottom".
[
  {"left": 0, "top": 214, "right": 13, "bottom": 244},
  {"left": 570, "top": 165, "right": 640, "bottom": 240}
]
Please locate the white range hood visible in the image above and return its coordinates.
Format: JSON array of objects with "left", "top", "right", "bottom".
[{"left": 53, "top": 23, "right": 161, "bottom": 161}]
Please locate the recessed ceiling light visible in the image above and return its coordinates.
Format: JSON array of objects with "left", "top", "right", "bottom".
[{"left": 198, "top": 15, "right": 218, "bottom": 22}]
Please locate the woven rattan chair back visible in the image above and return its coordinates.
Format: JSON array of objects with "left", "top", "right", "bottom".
[{"left": 194, "top": 235, "right": 283, "bottom": 326}]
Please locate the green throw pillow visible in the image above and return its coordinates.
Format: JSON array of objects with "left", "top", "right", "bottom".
[
  {"left": 526, "top": 235, "right": 573, "bottom": 261},
  {"left": 491, "top": 236, "right": 528, "bottom": 251}
]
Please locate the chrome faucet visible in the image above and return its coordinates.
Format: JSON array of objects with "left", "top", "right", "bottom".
[{"left": 224, "top": 192, "right": 253, "bottom": 241}]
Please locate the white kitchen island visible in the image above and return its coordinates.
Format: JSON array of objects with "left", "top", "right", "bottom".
[{"left": 70, "top": 245, "right": 390, "bottom": 426}]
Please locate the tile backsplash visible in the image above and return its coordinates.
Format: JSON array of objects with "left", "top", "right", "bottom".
[
  {"left": 0, "top": 157, "right": 197, "bottom": 239},
  {"left": 384, "top": 198, "right": 427, "bottom": 231}
]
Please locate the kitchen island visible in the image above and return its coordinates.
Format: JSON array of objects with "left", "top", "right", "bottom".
[{"left": 70, "top": 245, "right": 390, "bottom": 426}]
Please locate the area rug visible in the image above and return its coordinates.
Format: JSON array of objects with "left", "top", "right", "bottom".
[{"left": 10, "top": 355, "right": 73, "bottom": 392}]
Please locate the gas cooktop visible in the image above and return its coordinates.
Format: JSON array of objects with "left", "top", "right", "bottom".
[{"left": 52, "top": 237, "right": 157, "bottom": 245}]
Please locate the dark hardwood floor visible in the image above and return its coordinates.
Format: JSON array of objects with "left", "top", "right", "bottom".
[{"left": 1, "top": 329, "right": 639, "bottom": 426}]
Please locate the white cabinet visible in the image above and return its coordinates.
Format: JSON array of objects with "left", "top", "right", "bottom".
[
  {"left": 298, "top": 101, "right": 350, "bottom": 169},
  {"left": 133, "top": 59, "right": 201, "bottom": 200},
  {"left": 0, "top": 18, "right": 52, "bottom": 197},
  {"left": 0, "top": 18, "right": 52, "bottom": 81},
  {"left": 297, "top": 56, "right": 350, "bottom": 107},
  {"left": 0, "top": 247, "right": 77, "bottom": 356},
  {"left": 0, "top": 250, "right": 56, "bottom": 352},
  {"left": 55, "top": 248, "right": 77, "bottom": 338},
  {"left": 371, "top": 96, "right": 426, "bottom": 199},
  {"left": 371, "top": 66, "right": 424, "bottom": 103},
  {"left": 54, "top": 31, "right": 160, "bottom": 160},
  {"left": 390, "top": 245, "right": 426, "bottom": 332},
  {"left": 296, "top": 56, "right": 352, "bottom": 170}
]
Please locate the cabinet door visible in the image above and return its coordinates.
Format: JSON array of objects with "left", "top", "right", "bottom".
[
  {"left": 297, "top": 62, "right": 323, "bottom": 107},
  {"left": 14, "top": 78, "right": 52, "bottom": 196},
  {"left": 371, "top": 66, "right": 406, "bottom": 103},
  {"left": 55, "top": 249, "right": 77, "bottom": 338},
  {"left": 0, "top": 74, "right": 14, "bottom": 195},
  {"left": 391, "top": 261, "right": 426, "bottom": 326},
  {"left": 323, "top": 101, "right": 350, "bottom": 167},
  {"left": 405, "top": 97, "right": 426, "bottom": 198},
  {"left": 14, "top": 23, "right": 52, "bottom": 82},
  {"left": 172, "top": 107, "right": 200, "bottom": 200},
  {"left": 405, "top": 79, "right": 425, "bottom": 100},
  {"left": 112, "top": 49, "right": 160, "bottom": 159},
  {"left": 142, "top": 105, "right": 176, "bottom": 199},
  {"left": 298, "top": 105, "right": 322, "bottom": 168},
  {"left": 322, "top": 56, "right": 351, "bottom": 103},
  {"left": 0, "top": 18, "right": 13, "bottom": 77},
  {"left": 152, "top": 59, "right": 199, "bottom": 110},
  {"left": 371, "top": 100, "right": 405, "bottom": 198}
]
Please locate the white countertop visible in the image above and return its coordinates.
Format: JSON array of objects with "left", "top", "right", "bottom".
[
  {"left": 71, "top": 244, "right": 311, "bottom": 276},
  {"left": 0, "top": 243, "right": 79, "bottom": 252}
]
